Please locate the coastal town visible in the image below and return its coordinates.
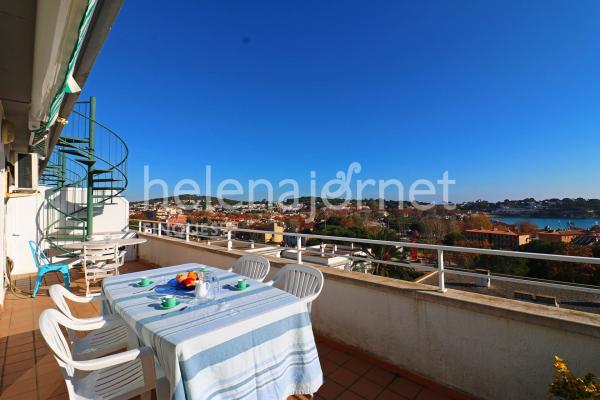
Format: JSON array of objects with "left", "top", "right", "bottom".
[{"left": 130, "top": 196, "right": 600, "bottom": 288}]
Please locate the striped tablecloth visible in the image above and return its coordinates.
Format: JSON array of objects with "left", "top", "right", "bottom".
[{"left": 102, "top": 263, "right": 323, "bottom": 400}]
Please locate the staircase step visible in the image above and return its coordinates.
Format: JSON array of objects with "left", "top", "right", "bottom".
[
  {"left": 47, "top": 234, "right": 86, "bottom": 241},
  {"left": 65, "top": 215, "right": 86, "bottom": 220},
  {"left": 61, "top": 137, "right": 89, "bottom": 144},
  {"left": 74, "top": 159, "right": 96, "bottom": 165},
  {"left": 90, "top": 168, "right": 112, "bottom": 175},
  {"left": 93, "top": 178, "right": 121, "bottom": 183},
  {"left": 59, "top": 149, "right": 88, "bottom": 158},
  {"left": 57, "top": 141, "right": 87, "bottom": 151},
  {"left": 55, "top": 226, "right": 86, "bottom": 230},
  {"left": 93, "top": 186, "right": 125, "bottom": 191}
]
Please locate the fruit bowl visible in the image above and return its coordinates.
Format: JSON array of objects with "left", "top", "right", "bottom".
[{"left": 169, "top": 271, "right": 203, "bottom": 291}]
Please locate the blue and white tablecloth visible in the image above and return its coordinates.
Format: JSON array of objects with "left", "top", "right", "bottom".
[{"left": 102, "top": 263, "right": 323, "bottom": 400}]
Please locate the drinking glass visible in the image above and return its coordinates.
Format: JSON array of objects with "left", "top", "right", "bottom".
[{"left": 210, "top": 275, "right": 221, "bottom": 302}]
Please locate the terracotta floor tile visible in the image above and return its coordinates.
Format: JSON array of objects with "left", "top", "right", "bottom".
[
  {"left": 4, "top": 350, "right": 35, "bottom": 365},
  {"left": 329, "top": 367, "right": 361, "bottom": 387},
  {"left": 4, "top": 357, "right": 35, "bottom": 373},
  {"left": 2, "top": 390, "right": 37, "bottom": 400},
  {"left": 1, "top": 370, "right": 36, "bottom": 393},
  {"left": 364, "top": 366, "right": 396, "bottom": 387},
  {"left": 324, "top": 348, "right": 352, "bottom": 366},
  {"left": 377, "top": 388, "right": 410, "bottom": 400},
  {"left": 415, "top": 389, "right": 452, "bottom": 400},
  {"left": 349, "top": 376, "right": 385, "bottom": 400},
  {"left": 7, "top": 333, "right": 34, "bottom": 347},
  {"left": 321, "top": 357, "right": 341, "bottom": 377},
  {"left": 317, "top": 343, "right": 335, "bottom": 357},
  {"left": 316, "top": 380, "right": 346, "bottom": 400},
  {"left": 388, "top": 377, "right": 423, "bottom": 399},
  {"left": 343, "top": 357, "right": 373, "bottom": 375},
  {"left": 5, "top": 341, "right": 34, "bottom": 355},
  {"left": 336, "top": 390, "right": 364, "bottom": 400}
]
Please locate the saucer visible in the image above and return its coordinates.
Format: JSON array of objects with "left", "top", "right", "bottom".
[{"left": 160, "top": 299, "right": 181, "bottom": 309}]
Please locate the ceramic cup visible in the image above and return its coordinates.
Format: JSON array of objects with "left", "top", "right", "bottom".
[
  {"left": 237, "top": 279, "right": 247, "bottom": 289},
  {"left": 162, "top": 295, "right": 176, "bottom": 308}
]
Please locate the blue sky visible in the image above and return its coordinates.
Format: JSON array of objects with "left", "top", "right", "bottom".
[{"left": 81, "top": 0, "right": 600, "bottom": 202}]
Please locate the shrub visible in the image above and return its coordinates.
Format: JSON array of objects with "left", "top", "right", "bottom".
[{"left": 549, "top": 356, "right": 599, "bottom": 399}]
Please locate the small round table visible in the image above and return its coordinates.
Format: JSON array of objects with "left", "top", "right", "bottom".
[{"left": 63, "top": 238, "right": 147, "bottom": 249}]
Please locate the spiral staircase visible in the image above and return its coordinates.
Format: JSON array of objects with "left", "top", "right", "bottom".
[{"left": 40, "top": 97, "right": 128, "bottom": 254}]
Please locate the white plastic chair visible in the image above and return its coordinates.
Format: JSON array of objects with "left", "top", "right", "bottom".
[
  {"left": 39, "top": 309, "right": 156, "bottom": 400},
  {"left": 266, "top": 264, "right": 324, "bottom": 311},
  {"left": 227, "top": 255, "right": 271, "bottom": 282},
  {"left": 49, "top": 284, "right": 133, "bottom": 360},
  {"left": 81, "top": 244, "right": 120, "bottom": 295}
]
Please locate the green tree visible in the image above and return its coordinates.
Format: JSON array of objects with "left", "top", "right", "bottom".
[
  {"left": 593, "top": 243, "right": 600, "bottom": 258},
  {"left": 520, "top": 240, "right": 567, "bottom": 279},
  {"left": 472, "top": 254, "right": 529, "bottom": 276},
  {"left": 352, "top": 229, "right": 419, "bottom": 281},
  {"left": 443, "top": 232, "right": 466, "bottom": 246}
]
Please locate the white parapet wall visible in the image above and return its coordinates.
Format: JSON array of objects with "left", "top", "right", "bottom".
[{"left": 137, "top": 233, "right": 600, "bottom": 400}]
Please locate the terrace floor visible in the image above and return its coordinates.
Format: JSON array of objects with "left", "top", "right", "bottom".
[{"left": 0, "top": 260, "right": 469, "bottom": 400}]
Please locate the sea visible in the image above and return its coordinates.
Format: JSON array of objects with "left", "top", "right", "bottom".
[{"left": 491, "top": 216, "right": 600, "bottom": 230}]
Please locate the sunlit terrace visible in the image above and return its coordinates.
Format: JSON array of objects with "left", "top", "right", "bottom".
[{"left": 1, "top": 261, "right": 466, "bottom": 400}]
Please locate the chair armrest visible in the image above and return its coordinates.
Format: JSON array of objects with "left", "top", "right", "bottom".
[
  {"left": 72, "top": 313, "right": 121, "bottom": 325},
  {"left": 300, "top": 293, "right": 319, "bottom": 305},
  {"left": 72, "top": 346, "right": 155, "bottom": 371},
  {"left": 63, "top": 289, "right": 104, "bottom": 304}
]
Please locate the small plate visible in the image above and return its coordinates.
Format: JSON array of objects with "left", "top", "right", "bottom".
[
  {"left": 159, "top": 299, "right": 181, "bottom": 309},
  {"left": 230, "top": 284, "right": 251, "bottom": 291},
  {"left": 136, "top": 280, "right": 154, "bottom": 287}
]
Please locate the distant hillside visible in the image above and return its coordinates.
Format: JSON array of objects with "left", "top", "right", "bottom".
[{"left": 130, "top": 195, "right": 245, "bottom": 206}]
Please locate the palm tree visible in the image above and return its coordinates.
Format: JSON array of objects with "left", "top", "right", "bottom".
[{"left": 351, "top": 229, "right": 419, "bottom": 280}]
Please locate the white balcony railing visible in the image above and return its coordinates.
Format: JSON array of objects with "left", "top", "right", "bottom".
[{"left": 129, "top": 219, "right": 600, "bottom": 297}]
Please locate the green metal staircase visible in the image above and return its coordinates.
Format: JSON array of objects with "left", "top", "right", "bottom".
[{"left": 40, "top": 97, "right": 128, "bottom": 253}]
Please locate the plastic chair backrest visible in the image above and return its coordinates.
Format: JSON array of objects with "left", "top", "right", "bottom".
[
  {"left": 82, "top": 244, "right": 118, "bottom": 265},
  {"left": 39, "top": 309, "right": 76, "bottom": 377},
  {"left": 29, "top": 240, "right": 51, "bottom": 270},
  {"left": 231, "top": 255, "right": 270, "bottom": 281},
  {"left": 275, "top": 264, "right": 324, "bottom": 300},
  {"left": 49, "top": 285, "right": 77, "bottom": 320}
]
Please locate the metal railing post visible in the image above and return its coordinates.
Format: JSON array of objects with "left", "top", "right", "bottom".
[
  {"left": 138, "top": 220, "right": 142, "bottom": 232},
  {"left": 437, "top": 249, "right": 447, "bottom": 293},
  {"left": 158, "top": 222, "right": 162, "bottom": 237},
  {"left": 297, "top": 236, "right": 302, "bottom": 264},
  {"left": 227, "top": 230, "right": 232, "bottom": 251},
  {"left": 85, "top": 96, "right": 96, "bottom": 240},
  {"left": 185, "top": 224, "right": 190, "bottom": 241}
]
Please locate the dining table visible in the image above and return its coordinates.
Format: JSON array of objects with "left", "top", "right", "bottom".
[{"left": 102, "top": 263, "right": 323, "bottom": 400}]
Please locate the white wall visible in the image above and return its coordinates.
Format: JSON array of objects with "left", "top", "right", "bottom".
[
  {"left": 8, "top": 187, "right": 129, "bottom": 276},
  {"left": 6, "top": 188, "right": 48, "bottom": 275},
  {"left": 0, "top": 103, "right": 6, "bottom": 308},
  {"left": 92, "top": 195, "right": 129, "bottom": 235}
]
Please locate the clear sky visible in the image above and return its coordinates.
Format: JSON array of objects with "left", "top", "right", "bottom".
[{"left": 81, "top": 0, "right": 600, "bottom": 202}]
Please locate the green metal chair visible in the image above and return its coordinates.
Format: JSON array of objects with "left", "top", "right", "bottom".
[{"left": 28, "top": 240, "right": 71, "bottom": 297}]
